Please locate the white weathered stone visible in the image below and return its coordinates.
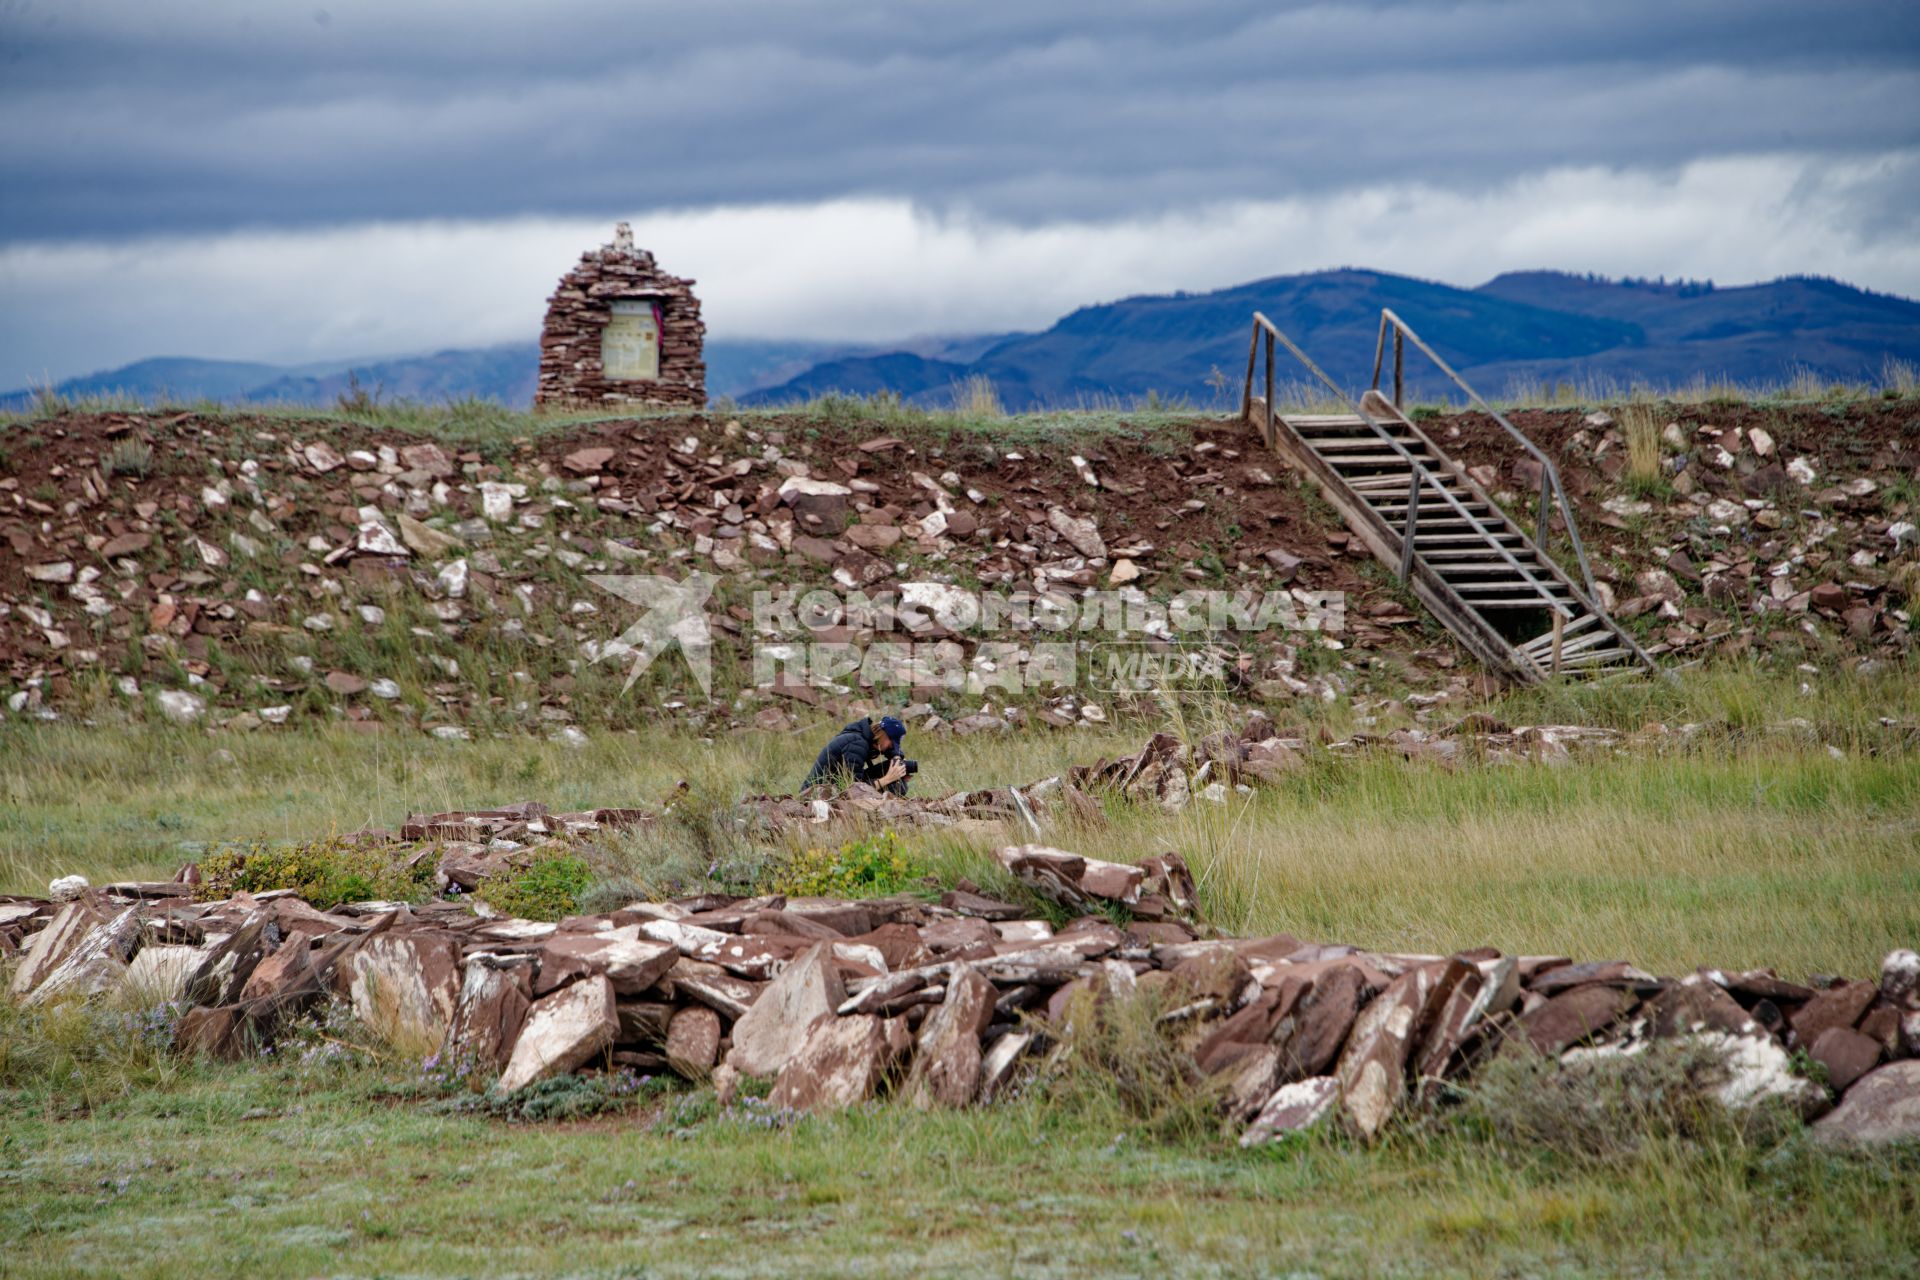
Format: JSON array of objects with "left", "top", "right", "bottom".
[
  {"left": 354, "top": 519, "right": 409, "bottom": 557},
  {"left": 636, "top": 918, "right": 734, "bottom": 955},
  {"left": 977, "top": 1029, "right": 1035, "bottom": 1103},
  {"left": 24, "top": 906, "right": 143, "bottom": 1007},
  {"left": 49, "top": 874, "right": 90, "bottom": 901},
  {"left": 1601, "top": 495, "right": 1653, "bottom": 517},
  {"left": 479, "top": 481, "right": 525, "bottom": 521},
  {"left": 1812, "top": 1061, "right": 1920, "bottom": 1147},
  {"left": 776, "top": 476, "right": 853, "bottom": 501},
  {"left": 122, "top": 944, "right": 204, "bottom": 1004},
  {"left": 155, "top": 690, "right": 205, "bottom": 723},
  {"left": 397, "top": 512, "right": 464, "bottom": 558},
  {"left": 497, "top": 974, "right": 618, "bottom": 1092},
  {"left": 1240, "top": 1076, "right": 1341, "bottom": 1146},
  {"left": 436, "top": 559, "right": 469, "bottom": 598},
  {"left": 347, "top": 932, "right": 462, "bottom": 1047},
  {"left": 303, "top": 442, "right": 345, "bottom": 472},
  {"left": 1047, "top": 507, "right": 1107, "bottom": 559},
  {"left": 727, "top": 942, "right": 846, "bottom": 1078}
]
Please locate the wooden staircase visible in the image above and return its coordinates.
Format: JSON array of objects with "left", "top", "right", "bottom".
[{"left": 1242, "top": 312, "right": 1658, "bottom": 684}]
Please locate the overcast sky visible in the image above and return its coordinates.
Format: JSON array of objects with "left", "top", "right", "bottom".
[{"left": 3, "top": 0, "right": 1918, "bottom": 386}]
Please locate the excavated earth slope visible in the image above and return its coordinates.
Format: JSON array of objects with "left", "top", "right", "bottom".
[{"left": 0, "top": 401, "right": 1913, "bottom": 732}]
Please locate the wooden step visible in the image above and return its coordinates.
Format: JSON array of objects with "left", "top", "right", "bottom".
[
  {"left": 1280, "top": 414, "right": 1368, "bottom": 428},
  {"left": 1325, "top": 453, "right": 1439, "bottom": 469},
  {"left": 1553, "top": 648, "right": 1637, "bottom": 668},
  {"left": 1434, "top": 562, "right": 1558, "bottom": 577},
  {"left": 1311, "top": 437, "right": 1428, "bottom": 450},
  {"left": 1520, "top": 614, "right": 1602, "bottom": 652},
  {"left": 1367, "top": 490, "right": 1486, "bottom": 505},
  {"left": 1534, "top": 630, "right": 1617, "bottom": 662},
  {"left": 1450, "top": 588, "right": 1571, "bottom": 603},
  {"left": 1349, "top": 476, "right": 1443, "bottom": 493},
  {"left": 1412, "top": 532, "right": 1527, "bottom": 545},
  {"left": 1367, "top": 502, "right": 1497, "bottom": 518}
]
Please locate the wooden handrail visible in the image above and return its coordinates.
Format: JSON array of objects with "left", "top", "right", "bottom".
[
  {"left": 1241, "top": 312, "right": 1571, "bottom": 616},
  {"left": 1368, "top": 308, "right": 1598, "bottom": 598}
]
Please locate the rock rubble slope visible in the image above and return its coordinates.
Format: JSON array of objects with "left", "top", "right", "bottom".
[{"left": 2, "top": 401, "right": 1912, "bottom": 727}]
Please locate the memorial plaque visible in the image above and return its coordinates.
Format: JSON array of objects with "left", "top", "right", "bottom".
[{"left": 602, "top": 299, "right": 661, "bottom": 381}]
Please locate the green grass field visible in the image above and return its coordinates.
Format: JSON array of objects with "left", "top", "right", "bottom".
[{"left": 2, "top": 666, "right": 1918, "bottom": 1276}]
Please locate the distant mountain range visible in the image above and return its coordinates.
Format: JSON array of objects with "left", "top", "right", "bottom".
[
  {"left": 0, "top": 339, "right": 883, "bottom": 413},
  {"left": 743, "top": 270, "right": 1920, "bottom": 409},
  {"left": 8, "top": 270, "right": 1917, "bottom": 414}
]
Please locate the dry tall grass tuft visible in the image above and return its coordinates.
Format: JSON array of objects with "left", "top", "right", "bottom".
[
  {"left": 1882, "top": 355, "right": 1920, "bottom": 397},
  {"left": 1035, "top": 981, "right": 1229, "bottom": 1143},
  {"left": 950, "top": 374, "right": 1004, "bottom": 419},
  {"left": 1620, "top": 404, "right": 1664, "bottom": 490}
]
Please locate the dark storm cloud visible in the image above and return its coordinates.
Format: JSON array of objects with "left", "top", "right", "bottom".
[{"left": 1, "top": 0, "right": 1916, "bottom": 242}]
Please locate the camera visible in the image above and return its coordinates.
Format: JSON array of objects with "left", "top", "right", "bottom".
[{"left": 902, "top": 759, "right": 919, "bottom": 775}]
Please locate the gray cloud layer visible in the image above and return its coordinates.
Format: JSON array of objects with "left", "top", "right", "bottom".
[{"left": 4, "top": 0, "right": 1917, "bottom": 241}]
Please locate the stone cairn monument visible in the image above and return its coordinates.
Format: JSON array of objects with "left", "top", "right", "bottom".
[{"left": 535, "top": 223, "right": 706, "bottom": 410}]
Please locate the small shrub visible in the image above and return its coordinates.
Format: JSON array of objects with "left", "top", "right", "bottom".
[
  {"left": 480, "top": 850, "right": 594, "bottom": 920},
  {"left": 412, "top": 1067, "right": 674, "bottom": 1122},
  {"left": 194, "top": 835, "right": 435, "bottom": 909},
  {"left": 767, "top": 831, "right": 924, "bottom": 898}
]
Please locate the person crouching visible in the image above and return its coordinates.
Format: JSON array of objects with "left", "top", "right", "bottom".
[{"left": 802, "top": 714, "right": 910, "bottom": 796}]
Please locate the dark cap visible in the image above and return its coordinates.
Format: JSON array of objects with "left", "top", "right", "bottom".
[{"left": 878, "top": 715, "right": 906, "bottom": 744}]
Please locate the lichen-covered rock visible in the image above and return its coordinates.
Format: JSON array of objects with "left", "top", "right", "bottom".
[
  {"left": 8, "top": 900, "right": 105, "bottom": 999},
  {"left": 347, "top": 931, "right": 463, "bottom": 1047},
  {"left": 727, "top": 942, "right": 846, "bottom": 1078},
  {"left": 23, "top": 906, "right": 143, "bottom": 1006},
  {"left": 1812, "top": 1061, "right": 1920, "bottom": 1147},
  {"left": 443, "top": 957, "right": 535, "bottom": 1069},
  {"left": 498, "top": 975, "right": 618, "bottom": 1092},
  {"left": 1240, "top": 1076, "right": 1340, "bottom": 1146},
  {"left": 768, "top": 1013, "right": 909, "bottom": 1112},
  {"left": 905, "top": 964, "right": 996, "bottom": 1108},
  {"left": 1335, "top": 965, "right": 1436, "bottom": 1140},
  {"left": 665, "top": 1005, "right": 723, "bottom": 1079}
]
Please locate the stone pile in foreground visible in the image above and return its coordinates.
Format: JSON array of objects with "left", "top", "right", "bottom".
[{"left": 4, "top": 862, "right": 1916, "bottom": 1147}]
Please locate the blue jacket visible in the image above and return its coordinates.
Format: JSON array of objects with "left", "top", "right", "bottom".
[{"left": 802, "top": 717, "right": 907, "bottom": 795}]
